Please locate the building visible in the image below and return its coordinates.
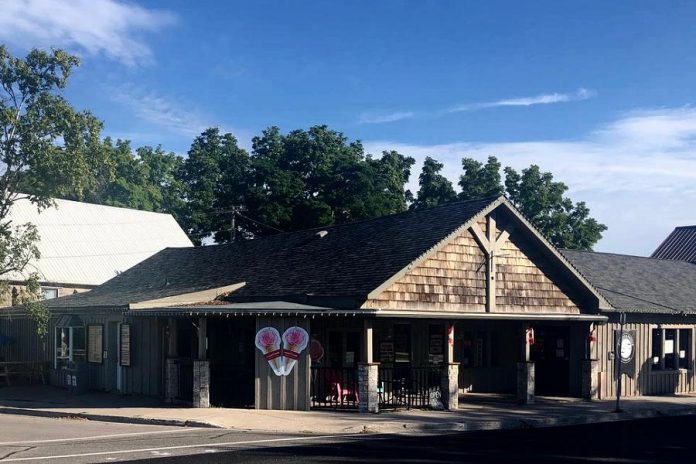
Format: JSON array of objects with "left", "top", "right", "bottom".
[
  {"left": 1, "top": 197, "right": 193, "bottom": 305},
  {"left": 651, "top": 225, "right": 696, "bottom": 263},
  {"left": 3, "top": 196, "right": 696, "bottom": 412}
]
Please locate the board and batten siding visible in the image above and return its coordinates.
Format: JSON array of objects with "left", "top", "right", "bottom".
[
  {"left": 121, "top": 316, "right": 163, "bottom": 397},
  {"left": 255, "top": 316, "right": 310, "bottom": 411},
  {"left": 363, "top": 213, "right": 583, "bottom": 314},
  {"left": 595, "top": 321, "right": 696, "bottom": 398}
]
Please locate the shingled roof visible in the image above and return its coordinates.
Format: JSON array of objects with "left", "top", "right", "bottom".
[
  {"left": 47, "top": 197, "right": 499, "bottom": 309},
  {"left": 562, "top": 249, "right": 696, "bottom": 314},
  {"left": 651, "top": 226, "right": 696, "bottom": 263}
]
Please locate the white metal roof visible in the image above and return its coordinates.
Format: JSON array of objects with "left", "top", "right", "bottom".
[{"left": 4, "top": 197, "right": 193, "bottom": 286}]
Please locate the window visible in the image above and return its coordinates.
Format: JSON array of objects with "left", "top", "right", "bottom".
[
  {"left": 461, "top": 330, "right": 489, "bottom": 368},
  {"left": 42, "top": 287, "right": 59, "bottom": 300},
  {"left": 652, "top": 327, "right": 692, "bottom": 371},
  {"left": 679, "top": 329, "right": 692, "bottom": 369},
  {"left": 54, "top": 326, "right": 86, "bottom": 369}
]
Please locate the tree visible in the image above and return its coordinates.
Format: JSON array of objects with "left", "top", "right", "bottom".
[
  {"left": 243, "top": 126, "right": 414, "bottom": 236},
  {"left": 504, "top": 165, "right": 607, "bottom": 250},
  {"left": 458, "top": 156, "right": 505, "bottom": 200},
  {"left": 457, "top": 155, "right": 606, "bottom": 249},
  {"left": 411, "top": 156, "right": 456, "bottom": 209},
  {"left": 178, "top": 127, "right": 250, "bottom": 244},
  {"left": 0, "top": 45, "right": 109, "bottom": 335}
]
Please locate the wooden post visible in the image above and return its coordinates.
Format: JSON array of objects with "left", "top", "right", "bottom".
[
  {"left": 363, "top": 319, "right": 373, "bottom": 364},
  {"left": 197, "top": 317, "right": 207, "bottom": 360},
  {"left": 167, "top": 317, "right": 178, "bottom": 358},
  {"left": 470, "top": 214, "right": 510, "bottom": 313}
]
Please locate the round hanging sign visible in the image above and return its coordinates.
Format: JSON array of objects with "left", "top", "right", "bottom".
[{"left": 619, "top": 332, "right": 635, "bottom": 364}]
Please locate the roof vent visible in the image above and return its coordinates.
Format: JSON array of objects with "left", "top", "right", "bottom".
[{"left": 315, "top": 230, "right": 329, "bottom": 239}]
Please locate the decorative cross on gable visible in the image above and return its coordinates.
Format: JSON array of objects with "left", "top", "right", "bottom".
[{"left": 469, "top": 214, "right": 509, "bottom": 312}]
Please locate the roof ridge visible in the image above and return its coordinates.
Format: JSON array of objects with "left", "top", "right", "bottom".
[
  {"left": 562, "top": 248, "right": 660, "bottom": 261},
  {"left": 204, "top": 195, "right": 502, "bottom": 249}
]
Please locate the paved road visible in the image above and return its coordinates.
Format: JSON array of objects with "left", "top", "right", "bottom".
[{"left": 1, "top": 413, "right": 695, "bottom": 463}]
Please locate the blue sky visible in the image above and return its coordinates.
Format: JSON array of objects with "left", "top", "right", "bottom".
[{"left": 3, "top": 0, "right": 696, "bottom": 255}]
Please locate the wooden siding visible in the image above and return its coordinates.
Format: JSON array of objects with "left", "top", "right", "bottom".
[
  {"left": 364, "top": 210, "right": 582, "bottom": 314},
  {"left": 364, "top": 229, "right": 487, "bottom": 311},
  {"left": 255, "top": 316, "right": 311, "bottom": 411},
  {"left": 496, "top": 233, "right": 581, "bottom": 313},
  {"left": 595, "top": 321, "right": 696, "bottom": 398},
  {"left": 121, "top": 317, "right": 163, "bottom": 397}
]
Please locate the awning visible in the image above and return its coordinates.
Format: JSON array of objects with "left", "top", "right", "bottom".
[
  {"left": 55, "top": 314, "right": 84, "bottom": 328},
  {"left": 124, "top": 301, "right": 607, "bottom": 322}
]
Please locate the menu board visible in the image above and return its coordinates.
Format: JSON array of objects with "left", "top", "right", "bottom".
[
  {"left": 88, "top": 324, "right": 103, "bottom": 364},
  {"left": 120, "top": 324, "right": 131, "bottom": 367}
]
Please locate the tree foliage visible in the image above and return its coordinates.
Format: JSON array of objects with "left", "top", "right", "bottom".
[
  {"left": 457, "top": 155, "right": 606, "bottom": 250},
  {"left": 411, "top": 156, "right": 456, "bottom": 209},
  {"left": 176, "top": 125, "right": 415, "bottom": 242},
  {"left": 0, "top": 46, "right": 111, "bottom": 335},
  {"left": 458, "top": 156, "right": 505, "bottom": 201}
]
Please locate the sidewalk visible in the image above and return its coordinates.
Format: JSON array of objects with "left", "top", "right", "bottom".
[{"left": 1, "top": 385, "right": 696, "bottom": 435}]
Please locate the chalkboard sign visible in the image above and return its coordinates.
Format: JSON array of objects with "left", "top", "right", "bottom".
[
  {"left": 120, "top": 324, "right": 131, "bottom": 367},
  {"left": 88, "top": 324, "right": 103, "bottom": 364}
]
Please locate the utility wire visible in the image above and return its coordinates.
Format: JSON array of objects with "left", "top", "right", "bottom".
[{"left": 235, "top": 212, "right": 284, "bottom": 233}]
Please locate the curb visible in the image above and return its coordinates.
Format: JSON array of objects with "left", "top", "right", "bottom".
[
  {"left": 0, "top": 406, "right": 221, "bottom": 429},
  {"left": 2, "top": 405, "right": 696, "bottom": 436}
]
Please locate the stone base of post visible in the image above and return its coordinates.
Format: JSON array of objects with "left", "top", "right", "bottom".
[
  {"left": 193, "top": 360, "right": 210, "bottom": 408},
  {"left": 441, "top": 363, "right": 459, "bottom": 410},
  {"left": 358, "top": 363, "right": 379, "bottom": 413},
  {"left": 165, "top": 358, "right": 179, "bottom": 402},
  {"left": 581, "top": 359, "right": 599, "bottom": 400},
  {"left": 516, "top": 361, "right": 535, "bottom": 405}
]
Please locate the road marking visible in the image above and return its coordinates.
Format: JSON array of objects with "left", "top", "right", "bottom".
[
  {"left": 0, "top": 434, "right": 363, "bottom": 462},
  {"left": 0, "top": 427, "right": 206, "bottom": 446}
]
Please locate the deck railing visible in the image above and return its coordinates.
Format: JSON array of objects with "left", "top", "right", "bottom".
[
  {"left": 378, "top": 365, "right": 442, "bottom": 409},
  {"left": 310, "top": 366, "right": 360, "bottom": 409}
]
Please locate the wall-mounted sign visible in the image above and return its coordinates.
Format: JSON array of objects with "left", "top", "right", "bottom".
[
  {"left": 88, "top": 325, "right": 103, "bottom": 364},
  {"left": 309, "top": 339, "right": 324, "bottom": 363},
  {"left": 614, "top": 330, "right": 636, "bottom": 379},
  {"left": 120, "top": 324, "right": 131, "bottom": 367},
  {"left": 255, "top": 326, "right": 309, "bottom": 376}
]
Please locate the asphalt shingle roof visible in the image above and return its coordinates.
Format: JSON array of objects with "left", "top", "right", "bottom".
[
  {"left": 562, "top": 249, "right": 696, "bottom": 314},
  {"left": 47, "top": 197, "right": 497, "bottom": 309},
  {"left": 651, "top": 226, "right": 696, "bottom": 263}
]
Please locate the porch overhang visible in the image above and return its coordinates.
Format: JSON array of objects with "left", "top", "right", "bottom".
[{"left": 124, "top": 301, "right": 607, "bottom": 322}]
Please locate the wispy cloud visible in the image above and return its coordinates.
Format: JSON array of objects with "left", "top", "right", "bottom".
[
  {"left": 357, "top": 111, "right": 415, "bottom": 124},
  {"left": 447, "top": 88, "right": 596, "bottom": 113},
  {"left": 358, "top": 88, "right": 595, "bottom": 124},
  {"left": 363, "top": 107, "right": 696, "bottom": 256},
  {"left": 112, "top": 86, "right": 209, "bottom": 137},
  {"left": 0, "top": 0, "right": 176, "bottom": 66}
]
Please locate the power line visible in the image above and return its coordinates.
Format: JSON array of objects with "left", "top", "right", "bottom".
[{"left": 235, "top": 212, "right": 284, "bottom": 233}]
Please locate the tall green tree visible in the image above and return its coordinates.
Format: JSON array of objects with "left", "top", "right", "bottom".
[
  {"left": 179, "top": 127, "right": 250, "bottom": 244},
  {"left": 243, "top": 126, "right": 414, "bottom": 236},
  {"left": 0, "top": 45, "right": 110, "bottom": 335},
  {"left": 411, "top": 156, "right": 456, "bottom": 209},
  {"left": 458, "top": 156, "right": 505, "bottom": 200},
  {"left": 457, "top": 154, "right": 606, "bottom": 250},
  {"left": 504, "top": 165, "right": 607, "bottom": 250}
]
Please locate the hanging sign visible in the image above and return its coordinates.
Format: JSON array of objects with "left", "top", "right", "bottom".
[
  {"left": 614, "top": 330, "right": 636, "bottom": 379},
  {"left": 119, "top": 324, "right": 131, "bottom": 367},
  {"left": 88, "top": 324, "right": 103, "bottom": 364},
  {"left": 255, "top": 326, "right": 309, "bottom": 376}
]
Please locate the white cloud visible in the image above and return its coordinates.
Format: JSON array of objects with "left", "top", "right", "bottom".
[
  {"left": 0, "top": 0, "right": 176, "bottom": 66},
  {"left": 357, "top": 111, "right": 415, "bottom": 124},
  {"left": 112, "top": 86, "right": 210, "bottom": 137},
  {"left": 111, "top": 85, "right": 255, "bottom": 150},
  {"left": 448, "top": 88, "right": 596, "bottom": 113},
  {"left": 363, "top": 107, "right": 696, "bottom": 256},
  {"left": 359, "top": 88, "right": 595, "bottom": 124}
]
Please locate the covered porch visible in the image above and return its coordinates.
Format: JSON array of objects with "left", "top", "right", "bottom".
[{"left": 136, "top": 304, "right": 605, "bottom": 413}]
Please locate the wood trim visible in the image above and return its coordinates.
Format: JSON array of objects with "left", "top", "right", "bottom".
[
  {"left": 129, "top": 282, "right": 246, "bottom": 309},
  {"left": 366, "top": 196, "right": 506, "bottom": 300}
]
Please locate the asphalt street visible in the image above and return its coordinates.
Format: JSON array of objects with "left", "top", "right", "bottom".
[{"left": 1, "top": 413, "right": 695, "bottom": 463}]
